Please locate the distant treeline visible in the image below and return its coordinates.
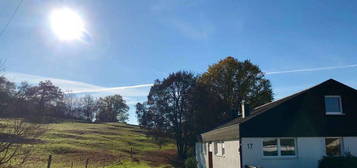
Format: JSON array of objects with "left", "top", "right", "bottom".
[
  {"left": 0, "top": 78, "right": 129, "bottom": 123},
  {"left": 136, "top": 56, "right": 274, "bottom": 158}
]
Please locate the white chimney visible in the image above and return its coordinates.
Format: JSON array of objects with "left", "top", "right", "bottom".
[{"left": 241, "top": 100, "right": 245, "bottom": 118}]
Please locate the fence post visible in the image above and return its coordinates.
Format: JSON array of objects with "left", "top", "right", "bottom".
[
  {"left": 71, "top": 161, "right": 73, "bottom": 168},
  {"left": 47, "top": 155, "right": 52, "bottom": 168},
  {"left": 85, "top": 158, "right": 89, "bottom": 168},
  {"left": 130, "top": 147, "right": 133, "bottom": 159}
]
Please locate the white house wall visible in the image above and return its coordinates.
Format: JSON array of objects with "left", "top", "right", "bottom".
[
  {"left": 196, "top": 142, "right": 207, "bottom": 168},
  {"left": 241, "top": 137, "right": 357, "bottom": 168},
  {"left": 344, "top": 137, "right": 357, "bottom": 156},
  {"left": 212, "top": 140, "right": 241, "bottom": 168},
  {"left": 196, "top": 140, "right": 241, "bottom": 168}
]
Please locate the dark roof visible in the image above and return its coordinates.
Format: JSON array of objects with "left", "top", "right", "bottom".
[
  {"left": 201, "top": 124, "right": 239, "bottom": 142},
  {"left": 200, "top": 79, "right": 357, "bottom": 141}
]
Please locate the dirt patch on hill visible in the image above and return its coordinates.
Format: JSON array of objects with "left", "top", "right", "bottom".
[
  {"left": 140, "top": 149, "right": 183, "bottom": 168},
  {"left": 0, "top": 133, "right": 43, "bottom": 144}
]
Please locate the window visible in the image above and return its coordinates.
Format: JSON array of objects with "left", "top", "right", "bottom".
[
  {"left": 325, "top": 138, "right": 342, "bottom": 156},
  {"left": 222, "top": 142, "right": 225, "bottom": 155},
  {"left": 209, "top": 142, "right": 213, "bottom": 152},
  {"left": 214, "top": 142, "right": 218, "bottom": 154},
  {"left": 280, "top": 139, "right": 296, "bottom": 156},
  {"left": 214, "top": 141, "right": 225, "bottom": 156},
  {"left": 263, "top": 138, "right": 296, "bottom": 157},
  {"left": 263, "top": 138, "right": 278, "bottom": 156},
  {"left": 325, "top": 96, "right": 343, "bottom": 115}
]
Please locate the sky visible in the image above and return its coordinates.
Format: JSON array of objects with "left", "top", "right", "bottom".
[{"left": 1, "top": 0, "right": 357, "bottom": 124}]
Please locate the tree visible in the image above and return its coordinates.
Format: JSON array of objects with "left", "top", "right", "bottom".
[
  {"left": 13, "top": 82, "right": 33, "bottom": 118},
  {"left": 20, "top": 81, "right": 65, "bottom": 122},
  {"left": 0, "top": 77, "right": 16, "bottom": 117},
  {"left": 80, "top": 95, "right": 97, "bottom": 122},
  {"left": 145, "top": 71, "right": 196, "bottom": 158},
  {"left": 150, "top": 128, "right": 169, "bottom": 150},
  {"left": 96, "top": 95, "right": 129, "bottom": 122},
  {"left": 36, "top": 81, "right": 64, "bottom": 117},
  {"left": 63, "top": 92, "right": 77, "bottom": 119},
  {"left": 136, "top": 57, "right": 273, "bottom": 158},
  {"left": 198, "top": 56, "right": 273, "bottom": 122},
  {"left": 135, "top": 102, "right": 148, "bottom": 127}
]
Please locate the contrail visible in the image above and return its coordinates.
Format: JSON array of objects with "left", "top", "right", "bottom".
[
  {"left": 10, "top": 64, "right": 357, "bottom": 95},
  {"left": 65, "top": 83, "right": 153, "bottom": 94},
  {"left": 265, "top": 64, "right": 357, "bottom": 75},
  {"left": 66, "top": 64, "right": 357, "bottom": 94}
]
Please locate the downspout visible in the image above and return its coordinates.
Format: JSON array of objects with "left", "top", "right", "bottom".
[
  {"left": 241, "top": 100, "right": 245, "bottom": 119},
  {"left": 239, "top": 100, "right": 245, "bottom": 168},
  {"left": 239, "top": 132, "right": 243, "bottom": 168}
]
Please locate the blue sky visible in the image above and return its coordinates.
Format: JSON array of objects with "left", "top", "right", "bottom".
[{"left": 1, "top": 0, "right": 357, "bottom": 124}]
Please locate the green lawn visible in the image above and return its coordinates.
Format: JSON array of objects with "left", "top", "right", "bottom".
[{"left": 16, "top": 121, "right": 179, "bottom": 168}]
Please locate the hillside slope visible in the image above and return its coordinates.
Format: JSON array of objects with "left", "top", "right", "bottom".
[{"left": 21, "top": 122, "right": 179, "bottom": 168}]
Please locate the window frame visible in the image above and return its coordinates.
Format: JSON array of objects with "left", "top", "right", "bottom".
[
  {"left": 262, "top": 138, "right": 297, "bottom": 158},
  {"left": 222, "top": 142, "right": 225, "bottom": 156},
  {"left": 262, "top": 138, "right": 279, "bottom": 157},
  {"left": 325, "top": 137, "right": 343, "bottom": 157},
  {"left": 324, "top": 96, "right": 343, "bottom": 115},
  {"left": 214, "top": 142, "right": 218, "bottom": 155},
  {"left": 214, "top": 141, "right": 225, "bottom": 157}
]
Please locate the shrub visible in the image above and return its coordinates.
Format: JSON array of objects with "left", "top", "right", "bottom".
[
  {"left": 184, "top": 157, "right": 197, "bottom": 168},
  {"left": 186, "top": 147, "right": 194, "bottom": 157},
  {"left": 319, "top": 154, "right": 357, "bottom": 168}
]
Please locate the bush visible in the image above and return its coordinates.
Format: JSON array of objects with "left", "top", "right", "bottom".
[
  {"left": 319, "top": 154, "right": 357, "bottom": 168},
  {"left": 184, "top": 157, "right": 197, "bottom": 168},
  {"left": 186, "top": 147, "right": 194, "bottom": 157}
]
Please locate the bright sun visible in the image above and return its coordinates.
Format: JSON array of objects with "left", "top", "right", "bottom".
[{"left": 50, "top": 8, "right": 85, "bottom": 41}]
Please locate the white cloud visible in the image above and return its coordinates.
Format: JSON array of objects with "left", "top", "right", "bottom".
[
  {"left": 150, "top": 0, "right": 214, "bottom": 40},
  {"left": 265, "top": 64, "right": 357, "bottom": 75},
  {"left": 66, "top": 83, "right": 153, "bottom": 94},
  {"left": 4, "top": 72, "right": 152, "bottom": 98},
  {"left": 5, "top": 72, "right": 101, "bottom": 92},
  {"left": 150, "top": 0, "right": 200, "bottom": 12},
  {"left": 170, "top": 20, "right": 210, "bottom": 40}
]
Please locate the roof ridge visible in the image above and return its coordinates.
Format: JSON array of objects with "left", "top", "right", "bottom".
[
  {"left": 253, "top": 79, "right": 333, "bottom": 111},
  {"left": 253, "top": 84, "right": 313, "bottom": 111},
  {"left": 240, "top": 79, "right": 348, "bottom": 123},
  {"left": 201, "top": 79, "right": 326, "bottom": 132}
]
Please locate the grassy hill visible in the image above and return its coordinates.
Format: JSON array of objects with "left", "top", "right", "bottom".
[{"left": 17, "top": 121, "right": 179, "bottom": 168}]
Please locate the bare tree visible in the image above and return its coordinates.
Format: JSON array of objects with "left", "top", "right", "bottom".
[
  {"left": 0, "top": 119, "right": 46, "bottom": 167},
  {"left": 80, "top": 95, "right": 97, "bottom": 122},
  {"left": 64, "top": 92, "right": 77, "bottom": 118}
]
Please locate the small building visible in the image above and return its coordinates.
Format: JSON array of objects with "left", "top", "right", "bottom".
[{"left": 196, "top": 79, "right": 357, "bottom": 168}]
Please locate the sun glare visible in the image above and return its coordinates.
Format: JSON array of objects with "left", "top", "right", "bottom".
[{"left": 50, "top": 8, "right": 85, "bottom": 41}]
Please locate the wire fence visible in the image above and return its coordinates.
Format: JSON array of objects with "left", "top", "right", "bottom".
[{"left": 46, "top": 147, "right": 137, "bottom": 168}]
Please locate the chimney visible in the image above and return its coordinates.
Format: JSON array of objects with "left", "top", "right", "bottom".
[{"left": 241, "top": 100, "right": 245, "bottom": 118}]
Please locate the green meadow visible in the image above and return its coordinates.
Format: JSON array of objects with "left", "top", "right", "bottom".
[{"left": 18, "top": 122, "right": 179, "bottom": 168}]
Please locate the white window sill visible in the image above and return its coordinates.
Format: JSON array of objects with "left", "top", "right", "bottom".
[
  {"left": 262, "top": 156, "right": 297, "bottom": 160},
  {"left": 215, "top": 154, "right": 225, "bottom": 157},
  {"left": 326, "top": 112, "right": 345, "bottom": 115}
]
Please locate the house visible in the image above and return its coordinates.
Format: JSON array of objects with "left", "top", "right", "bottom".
[{"left": 195, "top": 79, "right": 357, "bottom": 168}]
